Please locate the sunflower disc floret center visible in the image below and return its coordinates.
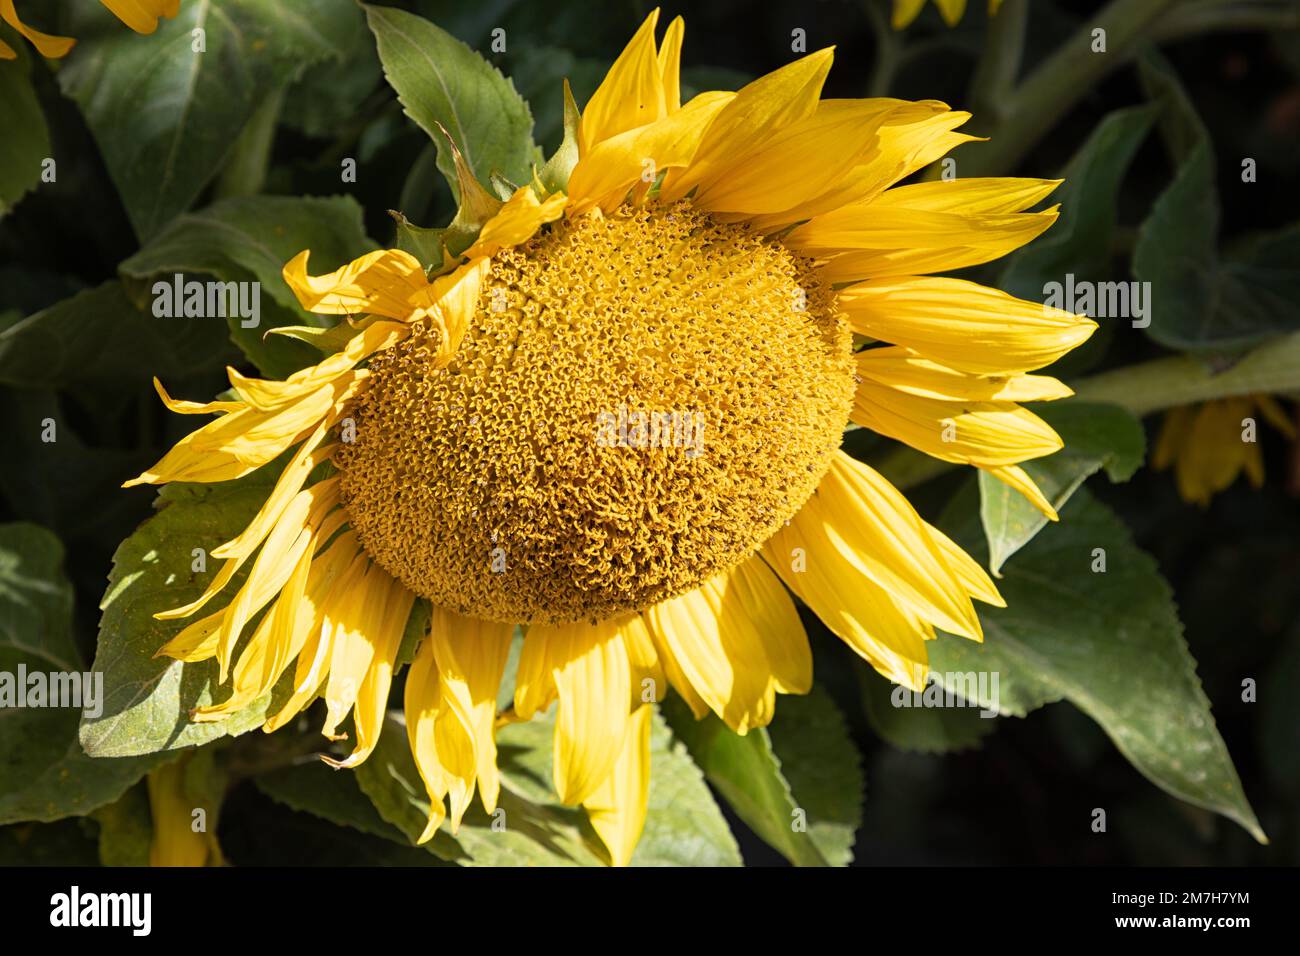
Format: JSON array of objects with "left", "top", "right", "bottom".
[{"left": 337, "top": 202, "right": 854, "bottom": 625}]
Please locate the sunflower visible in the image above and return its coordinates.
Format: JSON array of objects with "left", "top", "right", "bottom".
[
  {"left": 1152, "top": 395, "right": 1296, "bottom": 506},
  {"left": 0, "top": 0, "right": 179, "bottom": 59},
  {"left": 892, "top": 0, "right": 1004, "bottom": 29},
  {"left": 126, "top": 10, "right": 1094, "bottom": 866}
]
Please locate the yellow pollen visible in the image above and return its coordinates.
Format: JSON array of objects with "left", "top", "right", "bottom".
[{"left": 336, "top": 202, "right": 855, "bottom": 624}]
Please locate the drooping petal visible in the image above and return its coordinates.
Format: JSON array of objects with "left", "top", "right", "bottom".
[
  {"left": 583, "top": 704, "right": 653, "bottom": 867},
  {"left": 761, "top": 480, "right": 939, "bottom": 690},
  {"left": 518, "top": 617, "right": 631, "bottom": 805},
  {"left": 404, "top": 635, "right": 450, "bottom": 843},
  {"left": 282, "top": 249, "right": 428, "bottom": 321},
  {"left": 427, "top": 609, "right": 513, "bottom": 822},
  {"left": 100, "top": 0, "right": 180, "bottom": 34},
  {"left": 0, "top": 0, "right": 75, "bottom": 57},
  {"left": 817, "top": 453, "right": 984, "bottom": 638},
  {"left": 324, "top": 570, "right": 414, "bottom": 768},
  {"left": 643, "top": 558, "right": 810, "bottom": 733}
]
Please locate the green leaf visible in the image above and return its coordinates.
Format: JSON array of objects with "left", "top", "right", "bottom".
[
  {"left": 91, "top": 783, "right": 153, "bottom": 867},
  {"left": 979, "top": 401, "right": 1145, "bottom": 575},
  {"left": 118, "top": 195, "right": 377, "bottom": 377},
  {"left": 255, "top": 761, "right": 453, "bottom": 865},
  {"left": 390, "top": 210, "right": 445, "bottom": 274},
  {"left": 932, "top": 484, "right": 1266, "bottom": 843},
  {"left": 0, "top": 51, "right": 51, "bottom": 217},
  {"left": 257, "top": 761, "right": 408, "bottom": 842},
  {"left": 0, "top": 282, "right": 232, "bottom": 390},
  {"left": 58, "top": 0, "right": 354, "bottom": 239},
  {"left": 280, "top": 1, "right": 383, "bottom": 139},
  {"left": 0, "top": 523, "right": 168, "bottom": 824},
  {"left": 764, "top": 687, "right": 863, "bottom": 866},
  {"left": 859, "top": 666, "right": 997, "bottom": 754},
  {"left": 357, "top": 707, "right": 740, "bottom": 866},
  {"left": 81, "top": 469, "right": 298, "bottom": 759},
  {"left": 1133, "top": 53, "right": 1300, "bottom": 351},
  {"left": 662, "top": 687, "right": 860, "bottom": 866},
  {"left": 364, "top": 4, "right": 538, "bottom": 201}
]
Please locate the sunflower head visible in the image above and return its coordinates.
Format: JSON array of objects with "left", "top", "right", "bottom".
[{"left": 338, "top": 201, "right": 854, "bottom": 624}]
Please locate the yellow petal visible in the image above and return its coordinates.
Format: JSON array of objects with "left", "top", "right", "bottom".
[
  {"left": 816, "top": 453, "right": 984, "bottom": 638},
  {"left": 836, "top": 276, "right": 1096, "bottom": 374},
  {"left": 761, "top": 495, "right": 934, "bottom": 691},
  {"left": 657, "top": 16, "right": 685, "bottom": 113},
  {"left": 427, "top": 609, "right": 513, "bottom": 820},
  {"left": 935, "top": 0, "right": 968, "bottom": 27},
  {"left": 691, "top": 99, "right": 896, "bottom": 216},
  {"left": 871, "top": 176, "right": 1062, "bottom": 215},
  {"left": 982, "top": 464, "right": 1059, "bottom": 520},
  {"left": 1255, "top": 394, "right": 1296, "bottom": 437},
  {"left": 1152, "top": 404, "right": 1194, "bottom": 472},
  {"left": 0, "top": 0, "right": 75, "bottom": 57},
  {"left": 260, "top": 531, "right": 363, "bottom": 731},
  {"left": 520, "top": 617, "right": 631, "bottom": 805},
  {"left": 212, "top": 491, "right": 316, "bottom": 680},
  {"left": 736, "top": 100, "right": 956, "bottom": 231},
  {"left": 892, "top": 0, "right": 928, "bottom": 28},
  {"left": 924, "top": 522, "right": 1005, "bottom": 609},
  {"left": 404, "top": 635, "right": 450, "bottom": 843},
  {"left": 151, "top": 378, "right": 242, "bottom": 415},
  {"left": 852, "top": 376, "right": 1064, "bottom": 468},
  {"left": 566, "top": 90, "right": 734, "bottom": 214},
  {"left": 415, "top": 257, "right": 491, "bottom": 366},
  {"left": 123, "top": 373, "right": 354, "bottom": 487},
  {"left": 282, "top": 248, "right": 427, "bottom": 321},
  {"left": 462, "top": 188, "right": 566, "bottom": 260},
  {"left": 642, "top": 559, "right": 809, "bottom": 734},
  {"left": 659, "top": 48, "right": 834, "bottom": 203},
  {"left": 227, "top": 320, "right": 407, "bottom": 411},
  {"left": 324, "top": 570, "right": 413, "bottom": 768},
  {"left": 583, "top": 704, "right": 653, "bottom": 867},
  {"left": 578, "top": 9, "right": 665, "bottom": 155},
  {"left": 100, "top": 0, "right": 180, "bottom": 34},
  {"left": 856, "top": 347, "right": 1073, "bottom": 403},
  {"left": 155, "top": 444, "right": 336, "bottom": 622},
  {"left": 319, "top": 555, "right": 385, "bottom": 738},
  {"left": 146, "top": 756, "right": 218, "bottom": 867}
]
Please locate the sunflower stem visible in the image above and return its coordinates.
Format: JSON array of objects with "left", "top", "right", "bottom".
[
  {"left": 968, "top": 0, "right": 1028, "bottom": 126},
  {"left": 863, "top": 0, "right": 902, "bottom": 97},
  {"left": 1068, "top": 332, "right": 1300, "bottom": 417},
  {"left": 958, "top": 0, "right": 1181, "bottom": 176}
]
